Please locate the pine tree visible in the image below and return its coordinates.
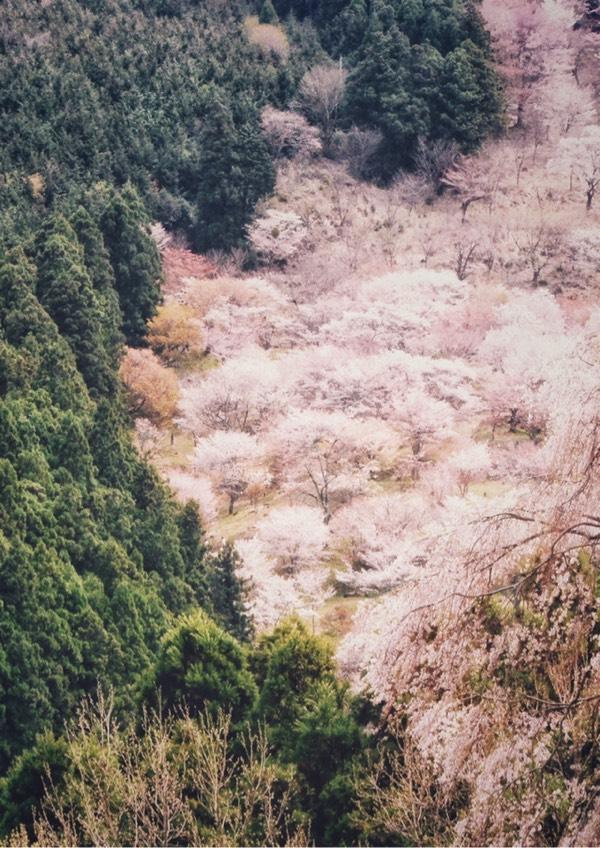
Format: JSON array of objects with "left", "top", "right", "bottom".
[
  {"left": 193, "top": 87, "right": 275, "bottom": 252},
  {"left": 35, "top": 215, "right": 115, "bottom": 396},
  {"left": 99, "top": 184, "right": 162, "bottom": 345},
  {"left": 259, "top": 0, "right": 279, "bottom": 24},
  {"left": 344, "top": 0, "right": 428, "bottom": 175},
  {"left": 71, "top": 205, "right": 123, "bottom": 367},
  {"left": 209, "top": 541, "right": 253, "bottom": 642}
]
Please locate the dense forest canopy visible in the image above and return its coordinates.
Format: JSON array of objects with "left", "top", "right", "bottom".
[
  {"left": 9, "top": 0, "right": 594, "bottom": 845},
  {"left": 0, "top": 0, "right": 502, "bottom": 250}
]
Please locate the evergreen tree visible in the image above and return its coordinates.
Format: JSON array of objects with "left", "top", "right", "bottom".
[
  {"left": 410, "top": 41, "right": 444, "bottom": 134},
  {"left": 141, "top": 610, "right": 258, "bottom": 722},
  {"left": 193, "top": 87, "right": 275, "bottom": 252},
  {"left": 99, "top": 184, "right": 162, "bottom": 345},
  {"left": 291, "top": 680, "right": 370, "bottom": 845},
  {"left": 34, "top": 215, "right": 115, "bottom": 396},
  {"left": 393, "top": 0, "right": 425, "bottom": 42},
  {"left": 259, "top": 0, "right": 279, "bottom": 24},
  {"left": 70, "top": 205, "right": 123, "bottom": 366},
  {"left": 324, "top": 0, "right": 368, "bottom": 57},
  {"left": 437, "top": 39, "right": 504, "bottom": 151},
  {"left": 176, "top": 501, "right": 209, "bottom": 600},
  {"left": 344, "top": 1, "right": 429, "bottom": 175},
  {"left": 0, "top": 732, "right": 68, "bottom": 839},
  {"left": 209, "top": 541, "right": 253, "bottom": 642},
  {"left": 252, "top": 617, "right": 335, "bottom": 743}
]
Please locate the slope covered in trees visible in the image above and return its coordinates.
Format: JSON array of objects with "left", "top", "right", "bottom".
[
  {"left": 148, "top": 0, "right": 599, "bottom": 843},
  {"left": 0, "top": 0, "right": 503, "bottom": 842},
  {"left": 5, "top": 0, "right": 598, "bottom": 846},
  {"left": 0, "top": 188, "right": 260, "bottom": 785},
  {"left": 0, "top": 0, "right": 502, "bottom": 253}
]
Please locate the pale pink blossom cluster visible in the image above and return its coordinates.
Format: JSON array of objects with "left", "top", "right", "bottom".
[{"left": 172, "top": 250, "right": 599, "bottom": 643}]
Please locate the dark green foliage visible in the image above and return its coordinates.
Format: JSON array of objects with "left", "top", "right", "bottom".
[
  {"left": 142, "top": 610, "right": 258, "bottom": 722},
  {"left": 193, "top": 89, "right": 276, "bottom": 252},
  {"left": 251, "top": 618, "right": 376, "bottom": 845},
  {"left": 0, "top": 0, "right": 503, "bottom": 839},
  {"left": 272, "top": 0, "right": 503, "bottom": 178},
  {"left": 436, "top": 39, "right": 505, "bottom": 151},
  {"left": 323, "top": 0, "right": 368, "bottom": 56},
  {"left": 177, "top": 502, "right": 209, "bottom": 600},
  {"left": 99, "top": 184, "right": 162, "bottom": 345},
  {"left": 341, "top": 0, "right": 502, "bottom": 176},
  {"left": 0, "top": 733, "right": 68, "bottom": 838},
  {"left": 0, "top": 234, "right": 249, "bottom": 777},
  {"left": 70, "top": 205, "right": 123, "bottom": 365},
  {"left": 252, "top": 617, "right": 336, "bottom": 742},
  {"left": 0, "top": 0, "right": 500, "bottom": 249},
  {"left": 34, "top": 214, "right": 116, "bottom": 395},
  {"left": 138, "top": 614, "right": 379, "bottom": 845},
  {"left": 209, "top": 542, "right": 254, "bottom": 642},
  {"left": 0, "top": 0, "right": 305, "bottom": 254},
  {"left": 259, "top": 0, "right": 279, "bottom": 23},
  {"left": 344, "top": 4, "right": 428, "bottom": 175}
]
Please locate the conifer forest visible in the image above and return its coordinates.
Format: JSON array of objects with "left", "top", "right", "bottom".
[{"left": 0, "top": 0, "right": 599, "bottom": 845}]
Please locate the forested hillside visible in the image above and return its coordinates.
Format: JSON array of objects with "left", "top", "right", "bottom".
[
  {"left": 2, "top": 0, "right": 599, "bottom": 846},
  {"left": 0, "top": 0, "right": 501, "bottom": 250}
]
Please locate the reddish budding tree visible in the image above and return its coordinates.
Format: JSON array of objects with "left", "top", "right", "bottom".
[{"left": 120, "top": 347, "right": 180, "bottom": 426}]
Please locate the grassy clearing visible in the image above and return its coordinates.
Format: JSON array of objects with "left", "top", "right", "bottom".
[
  {"left": 468, "top": 480, "right": 513, "bottom": 499},
  {"left": 173, "top": 351, "right": 221, "bottom": 378},
  {"left": 212, "top": 489, "right": 288, "bottom": 540},
  {"left": 473, "top": 423, "right": 535, "bottom": 445},
  {"left": 154, "top": 428, "right": 195, "bottom": 470},
  {"left": 317, "top": 596, "right": 361, "bottom": 643}
]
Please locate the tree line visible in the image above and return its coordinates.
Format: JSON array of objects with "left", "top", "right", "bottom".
[
  {"left": 0, "top": 0, "right": 503, "bottom": 253},
  {"left": 0, "top": 0, "right": 506, "bottom": 842}
]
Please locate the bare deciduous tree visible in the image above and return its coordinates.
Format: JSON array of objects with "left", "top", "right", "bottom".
[
  {"left": 453, "top": 239, "right": 478, "bottom": 281},
  {"left": 293, "top": 64, "right": 347, "bottom": 151},
  {"left": 391, "top": 172, "right": 433, "bottom": 215},
  {"left": 512, "top": 223, "right": 561, "bottom": 285},
  {"left": 336, "top": 125, "right": 383, "bottom": 180},
  {"left": 442, "top": 153, "right": 503, "bottom": 222},
  {"left": 413, "top": 137, "right": 459, "bottom": 189},
  {"left": 29, "top": 696, "right": 308, "bottom": 848}
]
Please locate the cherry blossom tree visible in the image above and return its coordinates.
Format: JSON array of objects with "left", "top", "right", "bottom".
[
  {"left": 442, "top": 151, "right": 504, "bottom": 222},
  {"left": 479, "top": 290, "right": 576, "bottom": 437},
  {"left": 194, "top": 431, "right": 270, "bottom": 515},
  {"left": 271, "top": 410, "right": 395, "bottom": 522},
  {"left": 390, "top": 389, "right": 456, "bottom": 478},
  {"left": 253, "top": 505, "right": 330, "bottom": 573},
  {"left": 249, "top": 209, "right": 310, "bottom": 266},
  {"left": 446, "top": 443, "right": 492, "bottom": 496},
  {"left": 165, "top": 470, "right": 219, "bottom": 522},
  {"left": 178, "top": 349, "right": 284, "bottom": 438},
  {"left": 261, "top": 106, "right": 322, "bottom": 160},
  {"left": 553, "top": 125, "right": 600, "bottom": 209},
  {"left": 134, "top": 418, "right": 163, "bottom": 459}
]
